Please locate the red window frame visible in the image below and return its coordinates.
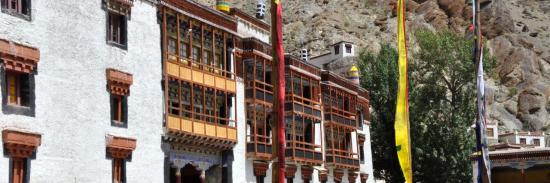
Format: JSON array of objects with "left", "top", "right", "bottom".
[{"left": 11, "top": 157, "right": 27, "bottom": 183}]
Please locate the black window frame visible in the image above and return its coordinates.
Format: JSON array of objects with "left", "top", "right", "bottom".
[
  {"left": 107, "top": 11, "right": 128, "bottom": 48},
  {"left": 2, "top": 68, "right": 35, "bottom": 116},
  {"left": 1, "top": 0, "right": 31, "bottom": 20},
  {"left": 345, "top": 44, "right": 352, "bottom": 53}
]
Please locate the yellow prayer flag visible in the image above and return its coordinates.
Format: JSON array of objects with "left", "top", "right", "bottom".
[{"left": 395, "top": 0, "right": 413, "bottom": 182}]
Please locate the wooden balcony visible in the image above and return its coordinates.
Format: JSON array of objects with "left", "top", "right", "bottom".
[
  {"left": 325, "top": 148, "right": 360, "bottom": 170},
  {"left": 285, "top": 55, "right": 321, "bottom": 77},
  {"left": 165, "top": 115, "right": 237, "bottom": 150},
  {"left": 166, "top": 60, "right": 236, "bottom": 93},
  {"left": 285, "top": 141, "right": 323, "bottom": 166},
  {"left": 246, "top": 134, "right": 272, "bottom": 160},
  {"left": 242, "top": 37, "right": 271, "bottom": 56},
  {"left": 321, "top": 71, "right": 359, "bottom": 93},
  {"left": 285, "top": 96, "right": 322, "bottom": 119},
  {"left": 324, "top": 111, "right": 356, "bottom": 127}
]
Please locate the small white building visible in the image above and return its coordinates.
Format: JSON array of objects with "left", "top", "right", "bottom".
[
  {"left": 499, "top": 131, "right": 546, "bottom": 148},
  {"left": 485, "top": 122, "right": 499, "bottom": 145},
  {"left": 309, "top": 41, "right": 356, "bottom": 69}
]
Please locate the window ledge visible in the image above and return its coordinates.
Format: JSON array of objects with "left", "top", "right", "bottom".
[
  {"left": 107, "top": 41, "right": 128, "bottom": 50},
  {"left": 2, "top": 104, "right": 34, "bottom": 116},
  {"left": 111, "top": 120, "right": 127, "bottom": 128},
  {"left": 1, "top": 9, "right": 31, "bottom": 21}
]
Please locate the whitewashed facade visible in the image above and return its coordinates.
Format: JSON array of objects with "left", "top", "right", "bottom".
[{"left": 0, "top": 0, "right": 164, "bottom": 183}]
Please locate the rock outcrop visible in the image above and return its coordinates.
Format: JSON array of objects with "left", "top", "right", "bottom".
[{"left": 196, "top": 0, "right": 550, "bottom": 133}]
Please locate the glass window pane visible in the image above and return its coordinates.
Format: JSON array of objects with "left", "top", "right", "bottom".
[
  {"left": 181, "top": 82, "right": 191, "bottom": 118},
  {"left": 293, "top": 76, "right": 301, "bottom": 96},
  {"left": 205, "top": 88, "right": 215, "bottom": 123},
  {"left": 193, "top": 86, "right": 203, "bottom": 120},
  {"left": 255, "top": 60, "right": 264, "bottom": 82},
  {"left": 168, "top": 80, "right": 180, "bottom": 115}
]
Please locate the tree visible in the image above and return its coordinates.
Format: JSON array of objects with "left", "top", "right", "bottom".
[
  {"left": 359, "top": 44, "right": 404, "bottom": 183},
  {"left": 360, "top": 30, "right": 495, "bottom": 182}
]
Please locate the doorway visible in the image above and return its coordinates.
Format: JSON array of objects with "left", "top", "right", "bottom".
[{"left": 181, "top": 164, "right": 201, "bottom": 183}]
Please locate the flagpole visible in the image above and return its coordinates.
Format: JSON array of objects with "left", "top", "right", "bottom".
[
  {"left": 473, "top": 0, "right": 484, "bottom": 182},
  {"left": 270, "top": 0, "right": 286, "bottom": 183}
]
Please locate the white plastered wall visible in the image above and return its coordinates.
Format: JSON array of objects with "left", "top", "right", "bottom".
[{"left": 0, "top": 1, "right": 164, "bottom": 182}]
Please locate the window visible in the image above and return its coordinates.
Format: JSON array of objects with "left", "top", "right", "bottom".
[
  {"left": 534, "top": 139, "right": 541, "bottom": 146},
  {"left": 110, "top": 94, "right": 127, "bottom": 124},
  {"left": 487, "top": 128, "right": 494, "bottom": 137},
  {"left": 244, "top": 59, "right": 254, "bottom": 83},
  {"left": 520, "top": 138, "right": 526, "bottom": 144},
  {"left": 265, "top": 63, "right": 272, "bottom": 85},
  {"left": 106, "top": 135, "right": 134, "bottom": 183},
  {"left": 168, "top": 79, "right": 180, "bottom": 116},
  {"left": 359, "top": 144, "right": 365, "bottom": 162},
  {"left": 224, "top": 35, "right": 233, "bottom": 76},
  {"left": 334, "top": 45, "right": 340, "bottom": 55},
  {"left": 181, "top": 82, "right": 192, "bottom": 118},
  {"left": 255, "top": 60, "right": 264, "bottom": 82},
  {"left": 1, "top": 0, "right": 30, "bottom": 17},
  {"left": 166, "top": 77, "right": 234, "bottom": 126},
  {"left": 10, "top": 157, "right": 27, "bottom": 183},
  {"left": 203, "top": 27, "right": 213, "bottom": 68},
  {"left": 112, "top": 158, "right": 126, "bottom": 183},
  {"left": 107, "top": 11, "right": 127, "bottom": 46},
  {"left": 205, "top": 88, "right": 215, "bottom": 123},
  {"left": 293, "top": 77, "right": 302, "bottom": 96},
  {"left": 302, "top": 79, "right": 311, "bottom": 100},
  {"left": 214, "top": 32, "right": 224, "bottom": 70},
  {"left": 179, "top": 16, "right": 190, "bottom": 60},
  {"left": 193, "top": 86, "right": 204, "bottom": 120},
  {"left": 216, "top": 91, "right": 228, "bottom": 125},
  {"left": 345, "top": 44, "right": 352, "bottom": 53},
  {"left": 5, "top": 72, "right": 30, "bottom": 107},
  {"left": 191, "top": 24, "right": 202, "bottom": 63}
]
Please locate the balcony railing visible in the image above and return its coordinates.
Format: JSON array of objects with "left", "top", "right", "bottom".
[
  {"left": 325, "top": 148, "right": 360, "bottom": 169},
  {"left": 165, "top": 115, "right": 237, "bottom": 149},
  {"left": 324, "top": 112, "right": 356, "bottom": 127},
  {"left": 246, "top": 87, "right": 274, "bottom": 104},
  {"left": 246, "top": 134, "right": 272, "bottom": 160},
  {"left": 285, "top": 102, "right": 322, "bottom": 119},
  {"left": 285, "top": 56, "right": 320, "bottom": 76},
  {"left": 166, "top": 60, "right": 236, "bottom": 93},
  {"left": 285, "top": 140, "right": 323, "bottom": 165},
  {"left": 167, "top": 47, "right": 235, "bottom": 76},
  {"left": 242, "top": 38, "right": 271, "bottom": 55}
]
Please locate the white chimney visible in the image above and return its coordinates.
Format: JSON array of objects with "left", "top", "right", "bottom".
[
  {"left": 256, "top": 0, "right": 266, "bottom": 20},
  {"left": 300, "top": 49, "right": 309, "bottom": 61}
]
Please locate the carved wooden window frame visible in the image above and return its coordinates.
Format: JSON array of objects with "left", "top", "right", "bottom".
[
  {"left": 106, "top": 69, "right": 132, "bottom": 125},
  {"left": 162, "top": 9, "right": 233, "bottom": 78},
  {"left": 106, "top": 135, "right": 135, "bottom": 183},
  {"left": 107, "top": 11, "right": 127, "bottom": 46},
  {"left": 167, "top": 77, "right": 235, "bottom": 127},
  {"left": 1, "top": 39, "right": 39, "bottom": 111},
  {"left": 2, "top": 129, "right": 41, "bottom": 183},
  {"left": 1, "top": 0, "right": 31, "bottom": 20}
]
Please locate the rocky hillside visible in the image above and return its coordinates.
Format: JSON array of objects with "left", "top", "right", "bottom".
[{"left": 197, "top": 0, "right": 550, "bottom": 133}]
